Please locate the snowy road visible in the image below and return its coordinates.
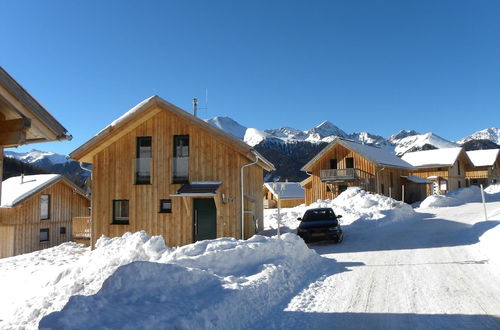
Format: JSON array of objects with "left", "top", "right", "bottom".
[{"left": 266, "top": 202, "right": 500, "bottom": 329}]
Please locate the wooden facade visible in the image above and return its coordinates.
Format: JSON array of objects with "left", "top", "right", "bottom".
[
  {"left": 70, "top": 96, "right": 274, "bottom": 248},
  {"left": 0, "top": 178, "right": 90, "bottom": 258},
  {"left": 465, "top": 150, "right": 500, "bottom": 187},
  {"left": 301, "top": 139, "right": 415, "bottom": 205},
  {"left": 263, "top": 183, "right": 304, "bottom": 209},
  {"left": 407, "top": 151, "right": 471, "bottom": 195}
]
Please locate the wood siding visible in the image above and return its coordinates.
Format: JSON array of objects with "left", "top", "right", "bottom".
[
  {"left": 465, "top": 156, "right": 500, "bottom": 186},
  {"left": 0, "top": 179, "right": 90, "bottom": 257},
  {"left": 90, "top": 107, "right": 265, "bottom": 247},
  {"left": 0, "top": 147, "right": 3, "bottom": 202},
  {"left": 305, "top": 144, "right": 408, "bottom": 204}
]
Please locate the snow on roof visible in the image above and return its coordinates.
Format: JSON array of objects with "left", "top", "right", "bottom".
[
  {"left": 1, "top": 174, "right": 61, "bottom": 208},
  {"left": 264, "top": 182, "right": 304, "bottom": 199},
  {"left": 302, "top": 137, "right": 414, "bottom": 171},
  {"left": 401, "top": 147, "right": 463, "bottom": 167},
  {"left": 401, "top": 176, "right": 432, "bottom": 184},
  {"left": 466, "top": 149, "right": 500, "bottom": 167}
]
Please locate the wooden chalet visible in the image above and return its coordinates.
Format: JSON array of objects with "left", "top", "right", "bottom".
[
  {"left": 69, "top": 96, "right": 275, "bottom": 248},
  {"left": 263, "top": 182, "right": 304, "bottom": 209},
  {"left": 0, "top": 66, "right": 71, "bottom": 202},
  {"left": 301, "top": 137, "right": 418, "bottom": 205},
  {"left": 401, "top": 147, "right": 473, "bottom": 195},
  {"left": 465, "top": 149, "right": 500, "bottom": 187},
  {"left": 0, "top": 174, "right": 90, "bottom": 258}
]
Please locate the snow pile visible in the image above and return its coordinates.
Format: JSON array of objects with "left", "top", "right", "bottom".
[
  {"left": 263, "top": 187, "right": 415, "bottom": 234},
  {"left": 478, "top": 207, "right": 500, "bottom": 266},
  {"left": 0, "top": 232, "right": 168, "bottom": 330},
  {"left": 420, "top": 185, "right": 500, "bottom": 208},
  {"left": 5, "top": 232, "right": 321, "bottom": 329}
]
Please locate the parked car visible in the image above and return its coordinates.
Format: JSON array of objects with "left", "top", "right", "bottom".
[{"left": 296, "top": 208, "right": 343, "bottom": 243}]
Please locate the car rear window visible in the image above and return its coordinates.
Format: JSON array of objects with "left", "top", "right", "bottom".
[{"left": 303, "top": 209, "right": 337, "bottom": 221}]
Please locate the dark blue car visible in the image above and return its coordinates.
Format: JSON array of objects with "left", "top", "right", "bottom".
[{"left": 296, "top": 208, "right": 343, "bottom": 243}]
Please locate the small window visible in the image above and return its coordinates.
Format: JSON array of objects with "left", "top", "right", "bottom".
[
  {"left": 345, "top": 157, "right": 354, "bottom": 169},
  {"left": 381, "top": 184, "right": 385, "bottom": 194},
  {"left": 326, "top": 185, "right": 332, "bottom": 192},
  {"left": 457, "top": 161, "right": 461, "bottom": 175},
  {"left": 40, "top": 194, "right": 50, "bottom": 220},
  {"left": 159, "top": 199, "right": 172, "bottom": 213},
  {"left": 330, "top": 159, "right": 338, "bottom": 169},
  {"left": 40, "top": 228, "right": 49, "bottom": 242},
  {"left": 113, "top": 200, "right": 129, "bottom": 225},
  {"left": 60, "top": 227, "right": 66, "bottom": 235},
  {"left": 458, "top": 181, "right": 461, "bottom": 188}
]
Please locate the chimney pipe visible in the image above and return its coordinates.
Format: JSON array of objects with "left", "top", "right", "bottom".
[{"left": 192, "top": 98, "right": 198, "bottom": 117}]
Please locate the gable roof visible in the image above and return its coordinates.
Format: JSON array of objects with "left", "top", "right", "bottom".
[
  {"left": 401, "top": 147, "right": 470, "bottom": 168},
  {"left": 0, "top": 67, "right": 71, "bottom": 146},
  {"left": 69, "top": 96, "right": 274, "bottom": 171},
  {"left": 264, "top": 182, "right": 305, "bottom": 199},
  {"left": 1, "top": 174, "right": 88, "bottom": 208},
  {"left": 301, "top": 137, "right": 414, "bottom": 172},
  {"left": 466, "top": 149, "right": 500, "bottom": 167}
]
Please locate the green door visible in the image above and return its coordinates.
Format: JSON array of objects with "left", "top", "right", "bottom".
[{"left": 193, "top": 198, "right": 217, "bottom": 242}]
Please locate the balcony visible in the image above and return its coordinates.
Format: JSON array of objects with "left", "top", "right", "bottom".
[{"left": 320, "top": 168, "right": 358, "bottom": 182}]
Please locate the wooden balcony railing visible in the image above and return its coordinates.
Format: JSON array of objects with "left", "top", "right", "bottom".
[
  {"left": 72, "top": 216, "right": 91, "bottom": 239},
  {"left": 320, "top": 168, "right": 359, "bottom": 182}
]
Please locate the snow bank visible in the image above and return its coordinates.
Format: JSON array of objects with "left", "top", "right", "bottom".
[
  {"left": 263, "top": 187, "right": 415, "bottom": 234},
  {"left": 478, "top": 207, "right": 500, "bottom": 267},
  {"left": 0, "top": 232, "right": 168, "bottom": 330},
  {"left": 420, "top": 185, "right": 500, "bottom": 208},
  {"left": 35, "top": 233, "right": 321, "bottom": 329}
]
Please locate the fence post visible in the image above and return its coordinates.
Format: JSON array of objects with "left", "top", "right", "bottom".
[
  {"left": 480, "top": 184, "right": 488, "bottom": 221},
  {"left": 402, "top": 185, "right": 405, "bottom": 202}
]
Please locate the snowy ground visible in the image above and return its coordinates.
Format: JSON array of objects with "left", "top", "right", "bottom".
[{"left": 0, "top": 187, "right": 499, "bottom": 329}]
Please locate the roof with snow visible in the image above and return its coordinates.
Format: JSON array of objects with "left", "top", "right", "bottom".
[
  {"left": 401, "top": 176, "right": 432, "bottom": 184},
  {"left": 466, "top": 149, "right": 500, "bottom": 167},
  {"left": 264, "top": 182, "right": 304, "bottom": 199},
  {"left": 301, "top": 137, "right": 414, "bottom": 171},
  {"left": 69, "top": 96, "right": 274, "bottom": 172},
  {"left": 1, "top": 174, "right": 87, "bottom": 208},
  {"left": 401, "top": 147, "right": 469, "bottom": 168}
]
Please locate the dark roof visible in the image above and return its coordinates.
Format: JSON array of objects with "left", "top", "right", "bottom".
[{"left": 175, "top": 182, "right": 221, "bottom": 195}]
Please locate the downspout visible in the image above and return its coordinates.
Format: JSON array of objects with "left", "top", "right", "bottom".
[
  {"left": 240, "top": 152, "right": 260, "bottom": 240},
  {"left": 80, "top": 162, "right": 93, "bottom": 248},
  {"left": 376, "top": 167, "right": 385, "bottom": 194}
]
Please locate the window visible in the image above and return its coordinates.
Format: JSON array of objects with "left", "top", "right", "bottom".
[
  {"left": 40, "top": 229, "right": 49, "bottom": 242},
  {"left": 345, "top": 157, "right": 354, "bottom": 169},
  {"left": 60, "top": 227, "right": 66, "bottom": 235},
  {"left": 173, "top": 135, "right": 189, "bottom": 183},
  {"left": 159, "top": 199, "right": 172, "bottom": 213},
  {"left": 381, "top": 184, "right": 385, "bottom": 194},
  {"left": 458, "top": 181, "right": 462, "bottom": 188},
  {"left": 326, "top": 185, "right": 332, "bottom": 192},
  {"left": 40, "top": 194, "right": 50, "bottom": 220},
  {"left": 113, "top": 200, "right": 129, "bottom": 225},
  {"left": 457, "top": 161, "right": 461, "bottom": 175},
  {"left": 136, "top": 136, "right": 152, "bottom": 184},
  {"left": 329, "top": 159, "right": 337, "bottom": 169}
]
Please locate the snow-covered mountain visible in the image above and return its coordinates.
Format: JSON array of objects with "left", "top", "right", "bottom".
[
  {"left": 457, "top": 127, "right": 500, "bottom": 145},
  {"left": 205, "top": 116, "right": 462, "bottom": 155},
  {"left": 4, "top": 149, "right": 68, "bottom": 168},
  {"left": 390, "top": 132, "right": 459, "bottom": 155},
  {"left": 204, "top": 116, "right": 247, "bottom": 140}
]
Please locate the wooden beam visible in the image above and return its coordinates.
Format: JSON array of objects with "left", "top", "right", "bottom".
[{"left": 0, "top": 118, "right": 30, "bottom": 147}]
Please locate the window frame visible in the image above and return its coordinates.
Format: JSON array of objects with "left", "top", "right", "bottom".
[
  {"left": 159, "top": 199, "right": 172, "bottom": 213},
  {"left": 40, "top": 228, "right": 49, "bottom": 242},
  {"left": 40, "top": 194, "right": 50, "bottom": 220},
  {"left": 112, "top": 199, "right": 130, "bottom": 225},
  {"left": 135, "top": 136, "right": 152, "bottom": 185},
  {"left": 173, "top": 135, "right": 190, "bottom": 183},
  {"left": 60, "top": 226, "right": 66, "bottom": 235}
]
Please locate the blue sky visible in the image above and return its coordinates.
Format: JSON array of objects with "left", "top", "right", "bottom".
[{"left": 1, "top": 0, "right": 499, "bottom": 155}]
